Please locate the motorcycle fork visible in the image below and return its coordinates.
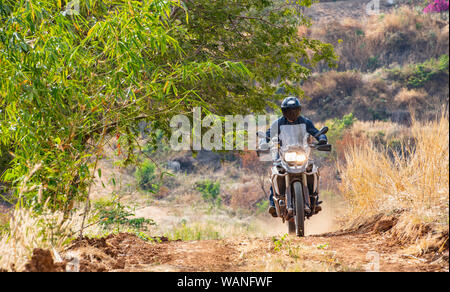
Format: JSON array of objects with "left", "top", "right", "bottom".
[
  {"left": 271, "top": 174, "right": 283, "bottom": 218},
  {"left": 285, "top": 175, "right": 293, "bottom": 211},
  {"left": 302, "top": 173, "right": 311, "bottom": 209}
]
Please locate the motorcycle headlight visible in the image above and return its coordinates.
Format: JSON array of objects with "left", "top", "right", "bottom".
[
  {"left": 284, "top": 152, "right": 307, "bottom": 163},
  {"left": 284, "top": 152, "right": 297, "bottom": 162},
  {"left": 296, "top": 153, "right": 307, "bottom": 163}
]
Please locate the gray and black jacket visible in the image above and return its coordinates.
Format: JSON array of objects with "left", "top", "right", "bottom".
[{"left": 265, "top": 116, "right": 327, "bottom": 144}]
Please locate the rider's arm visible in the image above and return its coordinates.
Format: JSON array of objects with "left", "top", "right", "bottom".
[{"left": 305, "top": 118, "right": 327, "bottom": 143}]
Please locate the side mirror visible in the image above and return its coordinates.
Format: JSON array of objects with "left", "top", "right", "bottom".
[
  {"left": 314, "top": 126, "right": 329, "bottom": 139},
  {"left": 316, "top": 144, "right": 332, "bottom": 152}
]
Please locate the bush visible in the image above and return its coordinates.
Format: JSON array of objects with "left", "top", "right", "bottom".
[
  {"left": 407, "top": 54, "right": 449, "bottom": 88},
  {"left": 230, "top": 182, "right": 266, "bottom": 212},
  {"left": 325, "top": 113, "right": 357, "bottom": 160},
  {"left": 196, "top": 180, "right": 221, "bottom": 207},
  {"left": 93, "top": 198, "right": 155, "bottom": 232},
  {"left": 304, "top": 71, "right": 363, "bottom": 101},
  {"left": 309, "top": 7, "right": 448, "bottom": 72},
  {"left": 394, "top": 88, "right": 428, "bottom": 106},
  {"left": 387, "top": 54, "right": 449, "bottom": 89},
  {"left": 135, "top": 160, "right": 159, "bottom": 193},
  {"left": 165, "top": 220, "right": 221, "bottom": 241},
  {"left": 424, "top": 0, "right": 449, "bottom": 13},
  {"left": 256, "top": 200, "right": 269, "bottom": 214},
  {"left": 326, "top": 113, "right": 356, "bottom": 145},
  {"left": 0, "top": 144, "right": 12, "bottom": 179}
]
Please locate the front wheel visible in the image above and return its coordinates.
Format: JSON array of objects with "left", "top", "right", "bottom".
[
  {"left": 287, "top": 219, "right": 296, "bottom": 234},
  {"left": 293, "top": 181, "right": 305, "bottom": 237}
]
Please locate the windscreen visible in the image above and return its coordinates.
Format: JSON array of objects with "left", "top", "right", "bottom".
[{"left": 279, "top": 124, "right": 309, "bottom": 150}]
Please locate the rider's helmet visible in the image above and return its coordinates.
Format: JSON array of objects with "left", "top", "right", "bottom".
[{"left": 281, "top": 96, "right": 301, "bottom": 122}]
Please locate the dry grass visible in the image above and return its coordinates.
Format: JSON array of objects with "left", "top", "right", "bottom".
[
  {"left": 309, "top": 7, "right": 448, "bottom": 72},
  {"left": 338, "top": 113, "right": 449, "bottom": 251},
  {"left": 350, "top": 119, "right": 410, "bottom": 142},
  {"left": 0, "top": 206, "right": 77, "bottom": 271},
  {"left": 302, "top": 70, "right": 394, "bottom": 121},
  {"left": 365, "top": 7, "right": 448, "bottom": 57},
  {"left": 303, "top": 71, "right": 363, "bottom": 100},
  {"left": 339, "top": 113, "right": 448, "bottom": 216},
  {"left": 394, "top": 88, "right": 429, "bottom": 106},
  {"left": 229, "top": 182, "right": 265, "bottom": 211}
]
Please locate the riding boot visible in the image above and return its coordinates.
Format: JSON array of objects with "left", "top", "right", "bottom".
[{"left": 268, "top": 186, "right": 277, "bottom": 217}]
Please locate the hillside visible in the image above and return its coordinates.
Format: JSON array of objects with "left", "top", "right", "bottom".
[{"left": 301, "top": 1, "right": 449, "bottom": 122}]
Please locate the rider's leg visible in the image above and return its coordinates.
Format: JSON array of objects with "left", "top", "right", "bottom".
[{"left": 268, "top": 186, "right": 277, "bottom": 217}]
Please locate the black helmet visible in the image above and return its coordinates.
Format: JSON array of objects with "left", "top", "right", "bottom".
[{"left": 281, "top": 96, "right": 301, "bottom": 121}]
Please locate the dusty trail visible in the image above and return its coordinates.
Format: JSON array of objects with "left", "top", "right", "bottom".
[
  {"left": 56, "top": 229, "right": 448, "bottom": 272},
  {"left": 24, "top": 199, "right": 447, "bottom": 272},
  {"left": 43, "top": 195, "right": 446, "bottom": 272}
]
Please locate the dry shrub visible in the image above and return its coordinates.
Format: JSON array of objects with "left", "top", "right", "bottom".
[
  {"left": 350, "top": 120, "right": 408, "bottom": 141},
  {"left": 304, "top": 70, "right": 362, "bottom": 100},
  {"left": 365, "top": 7, "right": 448, "bottom": 63},
  {"left": 297, "top": 25, "right": 308, "bottom": 38},
  {"left": 389, "top": 213, "right": 448, "bottom": 256},
  {"left": 366, "top": 10, "right": 405, "bottom": 39},
  {"left": 322, "top": 70, "right": 363, "bottom": 95},
  {"left": 363, "top": 77, "right": 388, "bottom": 94},
  {"left": 308, "top": 17, "right": 370, "bottom": 71},
  {"left": 303, "top": 75, "right": 337, "bottom": 100},
  {"left": 221, "top": 161, "right": 241, "bottom": 179},
  {"left": 353, "top": 77, "right": 396, "bottom": 120},
  {"left": 309, "top": 7, "right": 448, "bottom": 72},
  {"left": 0, "top": 207, "right": 77, "bottom": 271},
  {"left": 318, "top": 165, "right": 339, "bottom": 193},
  {"left": 240, "top": 151, "right": 269, "bottom": 181},
  {"left": 334, "top": 129, "right": 368, "bottom": 162},
  {"left": 338, "top": 113, "right": 449, "bottom": 248},
  {"left": 153, "top": 185, "right": 170, "bottom": 199},
  {"left": 310, "top": 17, "right": 362, "bottom": 43},
  {"left": 229, "top": 182, "right": 265, "bottom": 211},
  {"left": 230, "top": 151, "right": 268, "bottom": 210},
  {"left": 394, "top": 88, "right": 428, "bottom": 107},
  {"left": 173, "top": 191, "right": 203, "bottom": 206},
  {"left": 303, "top": 71, "right": 369, "bottom": 120},
  {"left": 238, "top": 151, "right": 270, "bottom": 205},
  {"left": 240, "top": 151, "right": 261, "bottom": 169}
]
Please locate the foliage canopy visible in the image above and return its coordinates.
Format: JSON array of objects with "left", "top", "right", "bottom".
[{"left": 0, "top": 0, "right": 336, "bottom": 211}]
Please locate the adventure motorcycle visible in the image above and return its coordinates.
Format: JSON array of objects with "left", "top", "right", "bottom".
[{"left": 257, "top": 124, "right": 331, "bottom": 237}]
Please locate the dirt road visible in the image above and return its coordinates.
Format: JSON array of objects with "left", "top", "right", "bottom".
[{"left": 53, "top": 228, "right": 447, "bottom": 272}]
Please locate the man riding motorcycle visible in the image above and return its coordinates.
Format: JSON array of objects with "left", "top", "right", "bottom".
[{"left": 266, "top": 96, "right": 327, "bottom": 217}]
